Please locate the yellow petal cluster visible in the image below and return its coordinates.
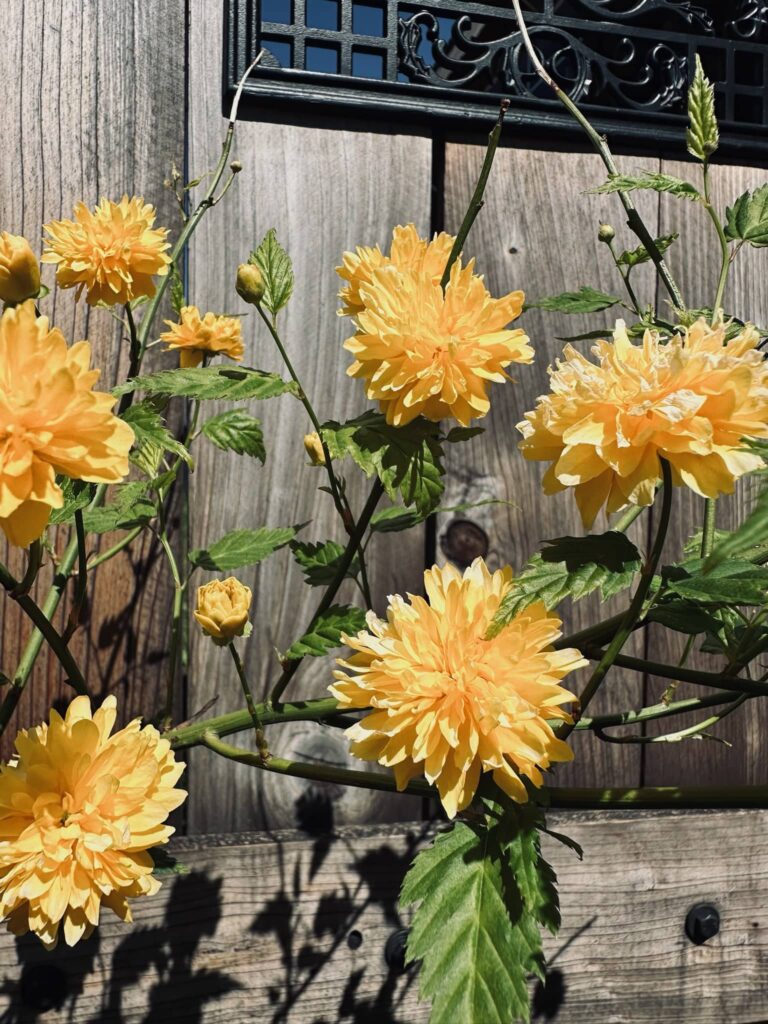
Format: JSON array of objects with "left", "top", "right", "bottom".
[
  {"left": 0, "top": 233, "right": 40, "bottom": 305},
  {"left": 303, "top": 431, "right": 326, "bottom": 466},
  {"left": 0, "top": 696, "right": 186, "bottom": 949},
  {"left": 337, "top": 224, "right": 533, "bottom": 427},
  {"left": 194, "top": 577, "right": 252, "bottom": 645},
  {"left": 0, "top": 301, "right": 134, "bottom": 547},
  {"left": 41, "top": 196, "right": 170, "bottom": 306},
  {"left": 160, "top": 305, "right": 244, "bottom": 369},
  {"left": 331, "top": 558, "right": 584, "bottom": 818},
  {"left": 518, "top": 319, "right": 768, "bottom": 527}
]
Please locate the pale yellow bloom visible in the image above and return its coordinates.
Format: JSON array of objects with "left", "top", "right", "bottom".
[
  {"left": 303, "top": 432, "right": 326, "bottom": 466},
  {"left": 160, "top": 306, "right": 244, "bottom": 369},
  {"left": 0, "top": 696, "right": 186, "bottom": 949},
  {"left": 518, "top": 319, "right": 768, "bottom": 527},
  {"left": 41, "top": 196, "right": 170, "bottom": 306},
  {"left": 194, "top": 577, "right": 252, "bottom": 645},
  {"left": 0, "top": 233, "right": 40, "bottom": 304},
  {"left": 0, "top": 301, "right": 134, "bottom": 547},
  {"left": 331, "top": 558, "right": 584, "bottom": 818},
  {"left": 337, "top": 224, "right": 532, "bottom": 427}
]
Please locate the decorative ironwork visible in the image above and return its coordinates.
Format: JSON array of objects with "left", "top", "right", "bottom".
[{"left": 226, "top": 0, "right": 768, "bottom": 157}]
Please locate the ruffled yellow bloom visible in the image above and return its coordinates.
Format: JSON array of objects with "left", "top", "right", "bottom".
[
  {"left": 331, "top": 558, "right": 584, "bottom": 818},
  {"left": 337, "top": 224, "right": 532, "bottom": 427},
  {"left": 194, "top": 577, "right": 252, "bottom": 645},
  {"left": 160, "top": 305, "right": 244, "bottom": 369},
  {"left": 0, "top": 696, "right": 186, "bottom": 949},
  {"left": 518, "top": 319, "right": 768, "bottom": 527},
  {"left": 0, "top": 233, "right": 40, "bottom": 304},
  {"left": 0, "top": 301, "right": 134, "bottom": 547},
  {"left": 41, "top": 196, "right": 170, "bottom": 306}
]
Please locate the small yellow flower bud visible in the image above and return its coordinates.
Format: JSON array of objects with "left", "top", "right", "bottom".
[
  {"left": 230, "top": 160, "right": 243, "bottom": 173},
  {"left": 0, "top": 233, "right": 41, "bottom": 305},
  {"left": 194, "top": 577, "right": 252, "bottom": 646},
  {"left": 304, "top": 432, "right": 326, "bottom": 466},
  {"left": 236, "top": 263, "right": 265, "bottom": 305},
  {"left": 598, "top": 223, "right": 616, "bottom": 244}
]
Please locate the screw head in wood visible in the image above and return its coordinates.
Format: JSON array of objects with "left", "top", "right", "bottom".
[
  {"left": 384, "top": 928, "right": 410, "bottom": 973},
  {"left": 685, "top": 903, "right": 720, "bottom": 944},
  {"left": 440, "top": 518, "right": 489, "bottom": 569}
]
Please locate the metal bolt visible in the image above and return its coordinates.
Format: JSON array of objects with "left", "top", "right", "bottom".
[
  {"left": 384, "top": 928, "right": 410, "bottom": 973},
  {"left": 685, "top": 903, "right": 720, "bottom": 945},
  {"left": 440, "top": 518, "right": 489, "bottom": 569}
]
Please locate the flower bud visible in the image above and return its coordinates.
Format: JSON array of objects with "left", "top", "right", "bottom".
[
  {"left": 304, "top": 432, "right": 326, "bottom": 466},
  {"left": 0, "top": 233, "right": 41, "bottom": 304},
  {"left": 194, "top": 577, "right": 252, "bottom": 646},
  {"left": 236, "top": 263, "right": 265, "bottom": 305},
  {"left": 598, "top": 223, "right": 615, "bottom": 244},
  {"left": 230, "top": 160, "right": 243, "bottom": 173}
]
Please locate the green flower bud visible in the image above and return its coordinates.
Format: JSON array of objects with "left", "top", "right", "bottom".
[
  {"left": 598, "top": 223, "right": 616, "bottom": 244},
  {"left": 236, "top": 263, "right": 265, "bottom": 305}
]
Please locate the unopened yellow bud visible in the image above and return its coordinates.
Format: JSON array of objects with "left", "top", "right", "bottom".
[
  {"left": 0, "top": 233, "right": 40, "bottom": 304},
  {"left": 598, "top": 223, "right": 616, "bottom": 244},
  {"left": 194, "top": 577, "right": 252, "bottom": 646},
  {"left": 304, "top": 432, "right": 326, "bottom": 466},
  {"left": 236, "top": 263, "right": 265, "bottom": 305}
]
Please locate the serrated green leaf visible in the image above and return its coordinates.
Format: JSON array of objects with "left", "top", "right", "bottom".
[
  {"left": 284, "top": 604, "right": 367, "bottom": 659},
  {"left": 189, "top": 526, "right": 298, "bottom": 571},
  {"left": 687, "top": 54, "right": 719, "bottom": 161},
  {"left": 249, "top": 228, "right": 294, "bottom": 317},
  {"left": 616, "top": 232, "right": 679, "bottom": 269},
  {"left": 704, "top": 490, "right": 768, "bottom": 571},
  {"left": 49, "top": 480, "right": 95, "bottom": 526},
  {"left": 81, "top": 482, "right": 156, "bottom": 534},
  {"left": 201, "top": 409, "right": 266, "bottom": 462},
  {"left": 290, "top": 539, "right": 359, "bottom": 585},
  {"left": 667, "top": 561, "right": 768, "bottom": 605},
  {"left": 725, "top": 184, "right": 768, "bottom": 247},
  {"left": 115, "top": 365, "right": 297, "bottom": 401},
  {"left": 444, "top": 426, "right": 484, "bottom": 444},
  {"left": 645, "top": 600, "right": 721, "bottom": 635},
  {"left": 370, "top": 498, "right": 513, "bottom": 534},
  {"left": 525, "top": 286, "right": 622, "bottom": 314},
  {"left": 541, "top": 532, "right": 641, "bottom": 574},
  {"left": 122, "top": 401, "right": 192, "bottom": 477},
  {"left": 590, "top": 172, "right": 701, "bottom": 202}
]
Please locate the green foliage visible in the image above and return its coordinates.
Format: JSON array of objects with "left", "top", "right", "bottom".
[
  {"left": 290, "top": 539, "right": 359, "bottom": 585},
  {"left": 590, "top": 172, "right": 701, "bottom": 202},
  {"left": 201, "top": 409, "right": 266, "bottom": 461},
  {"left": 370, "top": 498, "right": 512, "bottom": 534},
  {"left": 616, "top": 233, "right": 678, "bottom": 269},
  {"left": 283, "top": 604, "right": 367, "bottom": 659},
  {"left": 541, "top": 532, "right": 641, "bottom": 574},
  {"left": 444, "top": 426, "right": 485, "bottom": 444},
  {"left": 725, "top": 184, "right": 768, "bottom": 247},
  {"left": 524, "top": 286, "right": 622, "bottom": 314},
  {"left": 189, "top": 526, "right": 298, "bottom": 571},
  {"left": 122, "top": 401, "right": 192, "bottom": 477},
  {"left": 150, "top": 847, "right": 190, "bottom": 876},
  {"left": 49, "top": 480, "right": 94, "bottom": 526},
  {"left": 645, "top": 600, "right": 721, "bottom": 635},
  {"left": 115, "top": 365, "right": 297, "bottom": 401},
  {"left": 704, "top": 489, "right": 768, "bottom": 571},
  {"left": 81, "top": 482, "right": 156, "bottom": 534},
  {"left": 168, "top": 261, "right": 186, "bottom": 315},
  {"left": 322, "top": 412, "right": 445, "bottom": 516},
  {"left": 665, "top": 559, "right": 768, "bottom": 605},
  {"left": 248, "top": 228, "right": 294, "bottom": 317},
  {"left": 686, "top": 54, "right": 719, "bottom": 161}
]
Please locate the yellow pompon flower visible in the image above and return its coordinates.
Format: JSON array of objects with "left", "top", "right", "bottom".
[
  {"left": 160, "top": 305, "right": 244, "bottom": 369},
  {"left": 194, "top": 577, "right": 252, "bottom": 645},
  {"left": 0, "top": 233, "right": 40, "bottom": 304},
  {"left": 41, "top": 196, "right": 170, "bottom": 306},
  {"left": 0, "top": 696, "right": 186, "bottom": 949},
  {"left": 0, "top": 301, "right": 134, "bottom": 547},
  {"left": 518, "top": 319, "right": 768, "bottom": 528},
  {"left": 331, "top": 558, "right": 585, "bottom": 818}
]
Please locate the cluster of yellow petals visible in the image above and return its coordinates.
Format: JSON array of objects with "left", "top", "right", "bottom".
[
  {"left": 331, "top": 558, "right": 585, "bottom": 818},
  {"left": 337, "top": 224, "right": 533, "bottom": 427},
  {"left": 0, "top": 301, "right": 134, "bottom": 547},
  {"left": 160, "top": 305, "right": 244, "bottom": 368},
  {"left": 194, "top": 576, "right": 252, "bottom": 645},
  {"left": 41, "top": 196, "right": 170, "bottom": 306},
  {"left": 0, "top": 696, "right": 186, "bottom": 949},
  {"left": 518, "top": 318, "right": 768, "bottom": 527},
  {"left": 0, "top": 233, "right": 40, "bottom": 305}
]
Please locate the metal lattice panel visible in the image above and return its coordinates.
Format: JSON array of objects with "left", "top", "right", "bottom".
[{"left": 226, "top": 0, "right": 768, "bottom": 155}]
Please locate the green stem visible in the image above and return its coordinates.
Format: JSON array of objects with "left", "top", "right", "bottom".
[
  {"left": 62, "top": 509, "right": 88, "bottom": 642},
  {"left": 575, "top": 688, "right": 741, "bottom": 731},
  {"left": 583, "top": 646, "right": 768, "bottom": 698},
  {"left": 86, "top": 526, "right": 143, "bottom": 571},
  {"left": 13, "top": 540, "right": 42, "bottom": 596},
  {"left": 607, "top": 239, "right": 642, "bottom": 315},
  {"left": 594, "top": 692, "right": 748, "bottom": 744},
  {"left": 700, "top": 497, "right": 717, "bottom": 558},
  {"left": 228, "top": 642, "right": 269, "bottom": 759},
  {"left": 547, "top": 785, "right": 768, "bottom": 809},
  {"left": 702, "top": 163, "right": 730, "bottom": 317}
]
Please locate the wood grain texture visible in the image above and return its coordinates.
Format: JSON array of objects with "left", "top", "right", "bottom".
[
  {"left": 441, "top": 143, "right": 661, "bottom": 788},
  {"left": 0, "top": 0, "right": 185, "bottom": 747},
  {"left": 1, "top": 811, "right": 767, "bottom": 1022},
  {"left": 185, "top": 0, "right": 430, "bottom": 832}
]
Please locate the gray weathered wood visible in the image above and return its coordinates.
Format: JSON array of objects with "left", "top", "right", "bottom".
[{"left": 1, "top": 810, "right": 765, "bottom": 1022}]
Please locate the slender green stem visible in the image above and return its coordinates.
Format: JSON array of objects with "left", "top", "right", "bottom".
[
  {"left": 606, "top": 240, "right": 642, "bottom": 315},
  {"left": 700, "top": 497, "right": 717, "bottom": 558},
  {"left": 702, "top": 163, "right": 730, "bottom": 317},
  {"left": 63, "top": 509, "right": 88, "bottom": 642},
  {"left": 86, "top": 526, "right": 143, "bottom": 571},
  {"left": 12, "top": 540, "right": 42, "bottom": 597},
  {"left": 594, "top": 692, "right": 748, "bottom": 745},
  {"left": 228, "top": 642, "right": 269, "bottom": 759},
  {"left": 163, "top": 585, "right": 184, "bottom": 728},
  {"left": 555, "top": 610, "right": 645, "bottom": 653},
  {"left": 612, "top": 500, "right": 648, "bottom": 534},
  {"left": 546, "top": 785, "right": 768, "bottom": 808},
  {"left": 575, "top": 689, "right": 741, "bottom": 731}
]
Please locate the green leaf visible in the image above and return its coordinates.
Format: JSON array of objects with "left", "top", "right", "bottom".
[
  {"left": 249, "top": 228, "right": 294, "bottom": 317},
  {"left": 168, "top": 261, "right": 185, "bottom": 316},
  {"left": 645, "top": 600, "right": 722, "bottom": 635},
  {"left": 540, "top": 532, "right": 641, "bottom": 574},
  {"left": 201, "top": 409, "right": 266, "bottom": 462},
  {"left": 290, "top": 539, "right": 359, "bottom": 585},
  {"left": 115, "top": 365, "right": 297, "bottom": 401},
  {"left": 370, "top": 498, "right": 513, "bottom": 534},
  {"left": 590, "top": 172, "right": 701, "bottom": 202},
  {"left": 81, "top": 482, "right": 156, "bottom": 534},
  {"left": 616, "top": 233, "right": 679, "bottom": 269},
  {"left": 49, "top": 480, "right": 94, "bottom": 526},
  {"left": 444, "top": 426, "right": 484, "bottom": 444},
  {"left": 524, "top": 286, "right": 622, "bottom": 314},
  {"left": 189, "top": 526, "right": 298, "bottom": 571},
  {"left": 725, "top": 184, "right": 768, "bottom": 247},
  {"left": 150, "top": 847, "right": 190, "bottom": 876},
  {"left": 666, "top": 560, "right": 768, "bottom": 605},
  {"left": 283, "top": 604, "right": 367, "bottom": 659},
  {"left": 686, "top": 54, "right": 719, "bottom": 161},
  {"left": 322, "top": 412, "right": 444, "bottom": 516},
  {"left": 122, "top": 401, "right": 192, "bottom": 477},
  {"left": 704, "top": 489, "right": 768, "bottom": 570}
]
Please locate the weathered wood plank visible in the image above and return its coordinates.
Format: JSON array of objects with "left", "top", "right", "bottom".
[
  {"left": 0, "top": 0, "right": 185, "bottom": 748},
  {"left": 185, "top": 0, "right": 430, "bottom": 831},
  {"left": 1, "top": 810, "right": 765, "bottom": 1022}
]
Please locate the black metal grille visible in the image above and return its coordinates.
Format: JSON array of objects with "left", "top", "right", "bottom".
[{"left": 226, "top": 0, "right": 768, "bottom": 156}]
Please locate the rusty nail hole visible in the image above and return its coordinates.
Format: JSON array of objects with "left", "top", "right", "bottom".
[{"left": 440, "top": 518, "right": 489, "bottom": 569}]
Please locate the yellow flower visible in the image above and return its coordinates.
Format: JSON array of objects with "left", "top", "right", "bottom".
[
  {"left": 0, "top": 233, "right": 40, "bottom": 304},
  {"left": 331, "top": 558, "right": 585, "bottom": 818},
  {"left": 160, "top": 305, "right": 244, "bottom": 369},
  {"left": 0, "top": 301, "right": 134, "bottom": 547},
  {"left": 518, "top": 319, "right": 768, "bottom": 528},
  {"left": 337, "top": 225, "right": 532, "bottom": 427},
  {"left": 41, "top": 196, "right": 170, "bottom": 306},
  {"left": 194, "top": 577, "right": 252, "bottom": 645},
  {"left": 0, "top": 696, "right": 186, "bottom": 949},
  {"left": 303, "top": 431, "right": 326, "bottom": 466}
]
